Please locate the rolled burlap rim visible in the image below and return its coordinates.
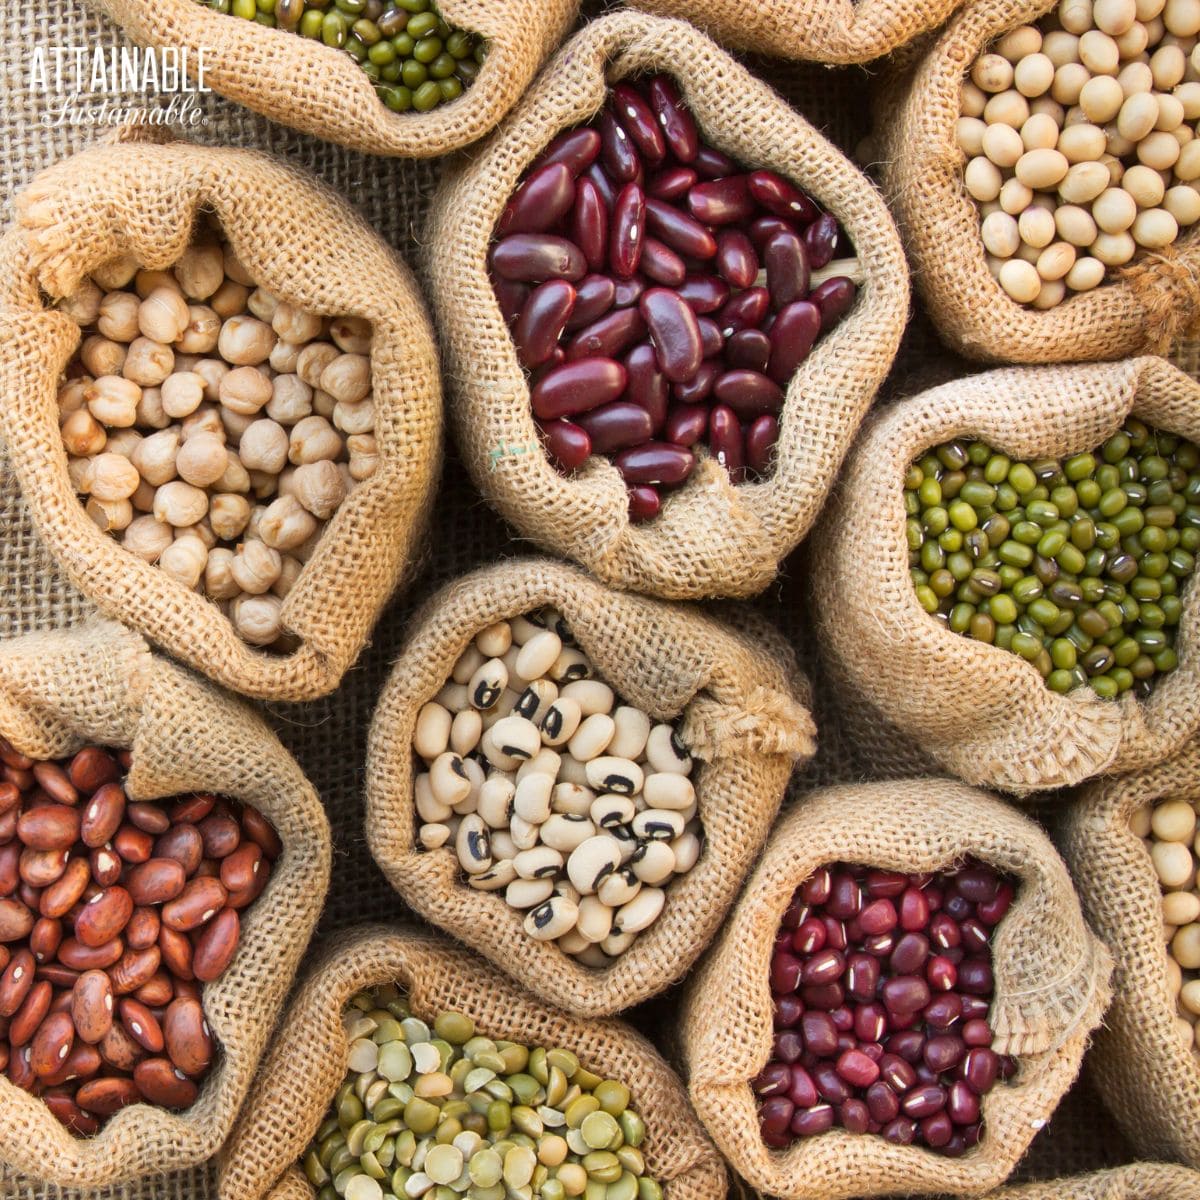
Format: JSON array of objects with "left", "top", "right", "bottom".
[
  {"left": 0, "top": 620, "right": 331, "bottom": 1189},
  {"left": 87, "top": 0, "right": 580, "bottom": 157},
  {"left": 973, "top": 1162, "right": 1200, "bottom": 1199},
  {"left": 365, "top": 558, "right": 815, "bottom": 1017},
  {"left": 0, "top": 136, "right": 441, "bottom": 702},
  {"left": 682, "top": 779, "right": 1113, "bottom": 1200},
  {"left": 880, "top": 0, "right": 1200, "bottom": 363},
  {"left": 812, "top": 357, "right": 1200, "bottom": 795},
  {"left": 425, "top": 11, "right": 909, "bottom": 601},
  {"left": 217, "top": 924, "right": 728, "bottom": 1200},
  {"left": 1059, "top": 742, "right": 1200, "bottom": 1168}
]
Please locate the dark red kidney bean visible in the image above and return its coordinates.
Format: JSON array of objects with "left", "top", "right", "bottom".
[
  {"left": 540, "top": 420, "right": 591, "bottom": 472},
  {"left": 640, "top": 288, "right": 703, "bottom": 383},
  {"left": 714, "top": 229, "right": 759, "bottom": 290},
  {"left": 745, "top": 415, "right": 779, "bottom": 477},
  {"left": 584, "top": 160, "right": 618, "bottom": 211},
  {"left": 623, "top": 344, "right": 669, "bottom": 433},
  {"left": 613, "top": 275, "right": 646, "bottom": 309},
  {"left": 767, "top": 300, "right": 821, "bottom": 385},
  {"left": 647, "top": 166, "right": 696, "bottom": 200},
  {"left": 692, "top": 144, "right": 736, "bottom": 179},
  {"left": 494, "top": 277, "right": 529, "bottom": 327},
  {"left": 647, "top": 76, "right": 698, "bottom": 163},
  {"left": 610, "top": 83, "right": 666, "bottom": 163},
  {"left": 613, "top": 443, "right": 695, "bottom": 486},
  {"left": 565, "top": 275, "right": 616, "bottom": 331},
  {"left": 764, "top": 231, "right": 811, "bottom": 309},
  {"left": 492, "top": 234, "right": 586, "bottom": 284},
  {"left": 688, "top": 175, "right": 755, "bottom": 225},
  {"left": 748, "top": 169, "right": 820, "bottom": 223},
  {"left": 664, "top": 404, "right": 709, "bottom": 448},
  {"left": 627, "top": 486, "right": 661, "bottom": 523},
  {"left": 708, "top": 405, "right": 745, "bottom": 480},
  {"left": 644, "top": 198, "right": 717, "bottom": 260},
  {"left": 790, "top": 1103, "right": 835, "bottom": 1137},
  {"left": 566, "top": 308, "right": 646, "bottom": 362},
  {"left": 672, "top": 361, "right": 719, "bottom": 406},
  {"left": 717, "top": 288, "right": 771, "bottom": 338},
  {"left": 516, "top": 280, "right": 577, "bottom": 369},
  {"left": 713, "top": 369, "right": 785, "bottom": 417},
  {"left": 598, "top": 109, "right": 641, "bottom": 184},
  {"left": 727, "top": 329, "right": 771, "bottom": 373},
  {"left": 134, "top": 1056, "right": 198, "bottom": 1110},
  {"left": 749, "top": 215, "right": 797, "bottom": 254},
  {"left": 531, "top": 357, "right": 627, "bottom": 421},
  {"left": 533, "top": 128, "right": 602, "bottom": 177},
  {"left": 805, "top": 212, "right": 840, "bottom": 269},
  {"left": 639, "top": 238, "right": 687, "bottom": 288},
  {"left": 498, "top": 163, "right": 576, "bottom": 237},
  {"left": 571, "top": 178, "right": 608, "bottom": 274},
  {"left": 812, "top": 277, "right": 858, "bottom": 332},
  {"left": 609, "top": 183, "right": 647, "bottom": 280},
  {"left": 696, "top": 317, "right": 723, "bottom": 358},
  {"left": 675, "top": 274, "right": 729, "bottom": 314},
  {"left": 575, "top": 402, "right": 653, "bottom": 455}
]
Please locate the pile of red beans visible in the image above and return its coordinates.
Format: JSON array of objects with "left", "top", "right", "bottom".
[
  {"left": 0, "top": 738, "right": 280, "bottom": 1135},
  {"left": 489, "top": 74, "right": 859, "bottom": 522},
  {"left": 756, "top": 860, "right": 1017, "bottom": 1155}
]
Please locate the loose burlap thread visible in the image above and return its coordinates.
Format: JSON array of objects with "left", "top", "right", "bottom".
[
  {"left": 812, "top": 356, "right": 1200, "bottom": 794},
  {"left": 0, "top": 138, "right": 442, "bottom": 702},
  {"left": 365, "top": 558, "right": 815, "bottom": 1017},
  {"left": 624, "top": 0, "right": 964, "bottom": 64},
  {"left": 682, "top": 779, "right": 1113, "bottom": 1200},
  {"left": 879, "top": 0, "right": 1200, "bottom": 363},
  {"left": 1059, "top": 741, "right": 1200, "bottom": 1169},
  {"left": 0, "top": 619, "right": 331, "bottom": 1189},
  {"left": 217, "top": 924, "right": 728, "bottom": 1200},
  {"left": 87, "top": 0, "right": 579, "bottom": 157},
  {"left": 976, "top": 1162, "right": 1200, "bottom": 1199},
  {"left": 424, "top": 11, "right": 910, "bottom": 601}
]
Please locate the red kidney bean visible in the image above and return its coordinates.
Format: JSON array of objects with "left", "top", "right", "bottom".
[
  {"left": 664, "top": 404, "right": 709, "bottom": 448},
  {"left": 713, "top": 370, "right": 784, "bottom": 418},
  {"left": 613, "top": 275, "right": 646, "bottom": 309},
  {"left": 516, "top": 280, "right": 577, "bottom": 368},
  {"left": 812, "top": 276, "right": 858, "bottom": 331},
  {"left": 598, "top": 110, "right": 641, "bottom": 185},
  {"left": 675, "top": 274, "right": 729, "bottom": 313},
  {"left": 714, "top": 229, "right": 759, "bottom": 290},
  {"left": 498, "top": 163, "right": 576, "bottom": 237},
  {"left": 627, "top": 486, "right": 661, "bottom": 523},
  {"left": 127, "top": 803, "right": 171, "bottom": 836},
  {"left": 9, "top": 980, "right": 52, "bottom": 1047},
  {"left": 672, "top": 360, "right": 719, "bottom": 406},
  {"left": 613, "top": 443, "right": 695, "bottom": 486},
  {"left": 748, "top": 170, "right": 820, "bottom": 224},
  {"left": 767, "top": 300, "right": 821, "bottom": 385},
  {"left": 609, "top": 184, "right": 646, "bottom": 281},
  {"left": 693, "top": 144, "right": 736, "bottom": 179},
  {"left": 119, "top": 997, "right": 164, "bottom": 1053},
  {"left": 805, "top": 212, "right": 840, "bottom": 269},
  {"left": 571, "top": 178, "right": 608, "bottom": 274},
  {"left": 566, "top": 308, "right": 646, "bottom": 362},
  {"left": 639, "top": 237, "right": 687, "bottom": 288},
  {"left": 688, "top": 175, "right": 756, "bottom": 227},
  {"left": 79, "top": 783, "right": 125, "bottom": 849},
  {"left": 623, "top": 345, "right": 668, "bottom": 433},
  {"left": 0, "top": 898, "right": 34, "bottom": 944},
  {"left": 708, "top": 405, "right": 745, "bottom": 480},
  {"left": 531, "top": 357, "right": 627, "bottom": 421},
  {"left": 540, "top": 420, "right": 592, "bottom": 472},
  {"left": 764, "top": 231, "right": 811, "bottom": 310},
  {"left": 696, "top": 316, "right": 723, "bottom": 358},
  {"left": 575, "top": 402, "right": 654, "bottom": 455},
  {"left": 163, "top": 996, "right": 212, "bottom": 1077},
  {"left": 72, "top": 970, "right": 114, "bottom": 1045},
  {"left": 646, "top": 76, "right": 698, "bottom": 163},
  {"left": 113, "top": 826, "right": 152, "bottom": 866},
  {"left": 33, "top": 763, "right": 77, "bottom": 807},
  {"left": 726, "top": 329, "right": 771, "bottom": 373},
  {"left": 565, "top": 275, "right": 616, "bottom": 331},
  {"left": 717, "top": 287, "right": 770, "bottom": 336},
  {"left": 644, "top": 198, "right": 717, "bottom": 260},
  {"left": 611, "top": 84, "right": 666, "bottom": 164},
  {"left": 492, "top": 234, "right": 586, "bottom": 284},
  {"left": 76, "top": 1075, "right": 140, "bottom": 1117},
  {"left": 31, "top": 1010, "right": 74, "bottom": 1077},
  {"left": 154, "top": 824, "right": 204, "bottom": 876},
  {"left": 219, "top": 842, "right": 263, "bottom": 896},
  {"left": 533, "top": 128, "right": 602, "bottom": 177},
  {"left": 583, "top": 161, "right": 618, "bottom": 212},
  {"left": 647, "top": 165, "right": 696, "bottom": 200},
  {"left": 640, "top": 288, "right": 703, "bottom": 383},
  {"left": 493, "top": 278, "right": 529, "bottom": 327}
]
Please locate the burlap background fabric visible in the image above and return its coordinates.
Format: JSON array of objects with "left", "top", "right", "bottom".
[
  {"left": 879, "top": 0, "right": 1200, "bottom": 364},
  {"left": 0, "top": 619, "right": 331, "bottom": 1189},
  {"left": 424, "top": 11, "right": 910, "bottom": 602},
  {"left": 365, "top": 559, "right": 815, "bottom": 1016},
  {"left": 0, "top": 138, "right": 442, "bottom": 703},
  {"left": 682, "top": 779, "right": 1113, "bottom": 1200},
  {"left": 623, "top": 0, "right": 964, "bottom": 64},
  {"left": 87, "top": 0, "right": 579, "bottom": 157},
  {"left": 217, "top": 924, "right": 727, "bottom": 1200},
  {"left": 1058, "top": 741, "right": 1200, "bottom": 1170},
  {"left": 977, "top": 1162, "right": 1200, "bottom": 1199},
  {"left": 812, "top": 356, "right": 1200, "bottom": 794}
]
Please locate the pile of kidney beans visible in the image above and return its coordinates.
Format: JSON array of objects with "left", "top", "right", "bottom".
[
  {"left": 756, "top": 860, "right": 1017, "bottom": 1155},
  {"left": 489, "top": 74, "right": 859, "bottom": 522},
  {"left": 0, "top": 737, "right": 280, "bottom": 1135}
]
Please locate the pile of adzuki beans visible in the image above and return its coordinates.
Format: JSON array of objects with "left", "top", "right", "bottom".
[
  {"left": 0, "top": 738, "right": 280, "bottom": 1135},
  {"left": 489, "top": 74, "right": 859, "bottom": 522},
  {"left": 756, "top": 862, "right": 1017, "bottom": 1154}
]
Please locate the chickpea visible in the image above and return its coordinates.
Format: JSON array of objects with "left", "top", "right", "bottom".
[
  {"left": 88, "top": 453, "right": 141, "bottom": 502},
  {"left": 333, "top": 399, "right": 376, "bottom": 437},
  {"left": 67, "top": 456, "right": 95, "bottom": 493},
  {"left": 57, "top": 377, "right": 91, "bottom": 419},
  {"left": 218, "top": 315, "right": 275, "bottom": 366},
  {"left": 59, "top": 278, "right": 103, "bottom": 325},
  {"left": 222, "top": 243, "right": 256, "bottom": 288},
  {"left": 92, "top": 254, "right": 138, "bottom": 291},
  {"left": 174, "top": 242, "right": 225, "bottom": 300},
  {"left": 240, "top": 418, "right": 291, "bottom": 475},
  {"left": 175, "top": 304, "right": 221, "bottom": 355},
  {"left": 348, "top": 433, "right": 379, "bottom": 481},
  {"left": 86, "top": 375, "right": 141, "bottom": 427},
  {"left": 153, "top": 480, "right": 209, "bottom": 528},
  {"left": 122, "top": 337, "right": 174, "bottom": 387},
  {"left": 329, "top": 315, "right": 372, "bottom": 354},
  {"left": 137, "top": 286, "right": 191, "bottom": 346},
  {"left": 181, "top": 405, "right": 226, "bottom": 443},
  {"left": 231, "top": 540, "right": 282, "bottom": 595},
  {"left": 289, "top": 415, "right": 343, "bottom": 465},
  {"left": 122, "top": 514, "right": 173, "bottom": 563},
  {"left": 266, "top": 374, "right": 314, "bottom": 425},
  {"left": 232, "top": 593, "right": 284, "bottom": 647},
  {"left": 60, "top": 409, "right": 107, "bottom": 458},
  {"left": 104, "top": 428, "right": 142, "bottom": 459},
  {"left": 296, "top": 342, "right": 340, "bottom": 390},
  {"left": 176, "top": 432, "right": 229, "bottom": 489},
  {"left": 210, "top": 279, "right": 250, "bottom": 320},
  {"left": 272, "top": 554, "right": 304, "bottom": 599},
  {"left": 204, "top": 547, "right": 241, "bottom": 601},
  {"left": 219, "top": 364, "right": 273, "bottom": 416},
  {"left": 158, "top": 534, "right": 209, "bottom": 589},
  {"left": 258, "top": 494, "right": 319, "bottom": 552},
  {"left": 131, "top": 479, "right": 157, "bottom": 513},
  {"left": 272, "top": 301, "right": 324, "bottom": 344},
  {"left": 85, "top": 496, "right": 133, "bottom": 533},
  {"left": 293, "top": 460, "right": 347, "bottom": 519},
  {"left": 97, "top": 291, "right": 140, "bottom": 342},
  {"left": 80, "top": 335, "right": 126, "bottom": 378},
  {"left": 209, "top": 493, "right": 252, "bottom": 541},
  {"left": 216, "top": 451, "right": 252, "bottom": 495},
  {"left": 160, "top": 371, "right": 206, "bottom": 419},
  {"left": 269, "top": 339, "right": 304, "bottom": 375},
  {"left": 220, "top": 404, "right": 256, "bottom": 442},
  {"left": 134, "top": 269, "right": 182, "bottom": 301}
]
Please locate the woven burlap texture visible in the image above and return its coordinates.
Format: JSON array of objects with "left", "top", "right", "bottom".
[
  {"left": 0, "top": 619, "right": 331, "bottom": 1189},
  {"left": 624, "top": 0, "right": 963, "bottom": 64},
  {"left": 424, "top": 11, "right": 910, "bottom": 601},
  {"left": 812, "top": 356, "right": 1200, "bottom": 795},
  {"left": 87, "top": 0, "right": 579, "bottom": 157},
  {"left": 1059, "top": 741, "right": 1200, "bottom": 1169},
  {"left": 365, "top": 558, "right": 816, "bottom": 1017},
  {"left": 977, "top": 1162, "right": 1200, "bottom": 1199},
  {"left": 0, "top": 138, "right": 442, "bottom": 702},
  {"left": 217, "top": 924, "right": 727, "bottom": 1200},
  {"left": 879, "top": 0, "right": 1200, "bottom": 364},
  {"left": 681, "top": 779, "right": 1113, "bottom": 1200}
]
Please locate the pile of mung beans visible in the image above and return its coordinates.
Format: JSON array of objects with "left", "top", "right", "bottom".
[
  {"left": 198, "top": 0, "right": 485, "bottom": 113},
  {"left": 56, "top": 227, "right": 377, "bottom": 650},
  {"left": 960, "top": 0, "right": 1200, "bottom": 308},
  {"left": 489, "top": 75, "right": 859, "bottom": 522},
  {"left": 1134, "top": 796, "right": 1200, "bottom": 1055},
  {"left": 756, "top": 861, "right": 1017, "bottom": 1154},
  {"left": 413, "top": 609, "right": 701, "bottom": 966},
  {"left": 304, "top": 984, "right": 663, "bottom": 1200},
  {"left": 906, "top": 421, "right": 1200, "bottom": 698}
]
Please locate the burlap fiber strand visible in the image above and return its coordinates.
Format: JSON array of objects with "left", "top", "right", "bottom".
[
  {"left": 879, "top": 0, "right": 1200, "bottom": 364},
  {"left": 1058, "top": 741, "right": 1200, "bottom": 1169},
  {"left": 0, "top": 137, "right": 442, "bottom": 702},
  {"left": 424, "top": 11, "right": 910, "bottom": 601},
  {"left": 0, "top": 619, "right": 331, "bottom": 1189},
  {"left": 217, "top": 924, "right": 727, "bottom": 1200},
  {"left": 681, "top": 779, "right": 1113, "bottom": 1200},
  {"left": 812, "top": 356, "right": 1200, "bottom": 795},
  {"left": 87, "top": 0, "right": 579, "bottom": 157},
  {"left": 365, "top": 558, "right": 815, "bottom": 1016},
  {"left": 976, "top": 1161, "right": 1200, "bottom": 1198},
  {"left": 623, "top": 0, "right": 964, "bottom": 64}
]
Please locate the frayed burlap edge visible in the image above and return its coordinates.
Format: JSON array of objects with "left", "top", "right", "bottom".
[
  {"left": 682, "top": 779, "right": 1112, "bottom": 1200},
  {"left": 0, "top": 619, "right": 331, "bottom": 1189},
  {"left": 217, "top": 924, "right": 727, "bottom": 1200},
  {"left": 0, "top": 137, "right": 441, "bottom": 702},
  {"left": 365, "top": 558, "right": 815, "bottom": 1017},
  {"left": 976, "top": 1161, "right": 1200, "bottom": 1199},
  {"left": 425, "top": 10, "right": 909, "bottom": 601}
]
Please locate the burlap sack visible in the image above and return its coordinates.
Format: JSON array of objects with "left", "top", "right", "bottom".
[
  {"left": 682, "top": 778, "right": 1113, "bottom": 1200},
  {"left": 217, "top": 924, "right": 727, "bottom": 1200},
  {"left": 0, "top": 137, "right": 442, "bottom": 702},
  {"left": 365, "top": 558, "right": 816, "bottom": 1016},
  {"left": 978, "top": 1162, "right": 1200, "bottom": 1199},
  {"left": 424, "top": 11, "right": 909, "bottom": 601},
  {"left": 1058, "top": 741, "right": 1200, "bottom": 1169},
  {"left": 879, "top": 0, "right": 1200, "bottom": 364},
  {"left": 0, "top": 619, "right": 331, "bottom": 1189},
  {"left": 88, "top": 0, "right": 579, "bottom": 158},
  {"left": 812, "top": 356, "right": 1200, "bottom": 795},
  {"left": 624, "top": 0, "right": 963, "bottom": 64}
]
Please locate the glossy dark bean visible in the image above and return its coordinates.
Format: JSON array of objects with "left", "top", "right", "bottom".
[
  {"left": 727, "top": 329, "right": 771, "bottom": 373},
  {"left": 801, "top": 947, "right": 846, "bottom": 986},
  {"left": 566, "top": 308, "right": 646, "bottom": 362},
  {"left": 836, "top": 1048, "right": 880, "bottom": 1088},
  {"left": 575, "top": 402, "right": 653, "bottom": 454},
  {"left": 613, "top": 275, "right": 646, "bottom": 309},
  {"left": 775, "top": 993, "right": 803, "bottom": 1028},
  {"left": 540, "top": 420, "right": 592, "bottom": 472},
  {"left": 766, "top": 300, "right": 821, "bottom": 385},
  {"left": 498, "top": 164, "right": 576, "bottom": 236},
  {"left": 696, "top": 316, "right": 723, "bottom": 358},
  {"left": 902, "top": 1084, "right": 946, "bottom": 1119},
  {"left": 957, "top": 959, "right": 994, "bottom": 996},
  {"left": 754, "top": 1061, "right": 791, "bottom": 1096},
  {"left": 515, "top": 281, "right": 577, "bottom": 369},
  {"left": 584, "top": 161, "right": 618, "bottom": 211},
  {"left": 610, "top": 83, "right": 666, "bottom": 163},
  {"left": 623, "top": 344, "right": 669, "bottom": 433},
  {"left": 530, "top": 358, "right": 627, "bottom": 420},
  {"left": 800, "top": 1010, "right": 839, "bottom": 1057},
  {"left": 598, "top": 109, "right": 641, "bottom": 185},
  {"left": 688, "top": 175, "right": 755, "bottom": 226},
  {"left": 643, "top": 198, "right": 717, "bottom": 260},
  {"left": 845, "top": 952, "right": 879, "bottom": 1002},
  {"left": 647, "top": 75, "right": 698, "bottom": 163},
  {"left": 708, "top": 405, "right": 745, "bottom": 481},
  {"left": 664, "top": 404, "right": 709, "bottom": 448},
  {"left": 647, "top": 166, "right": 697, "bottom": 200},
  {"left": 791, "top": 1103, "right": 835, "bottom": 1137},
  {"left": 627, "top": 485, "right": 661, "bottom": 523},
  {"left": 883, "top": 1117, "right": 918, "bottom": 1146},
  {"left": 494, "top": 279, "right": 532, "bottom": 327},
  {"left": 962, "top": 1046, "right": 999, "bottom": 1094},
  {"left": 492, "top": 235, "right": 586, "bottom": 284},
  {"left": 610, "top": 183, "right": 646, "bottom": 279},
  {"left": 882, "top": 975, "right": 931, "bottom": 1014},
  {"left": 764, "top": 231, "right": 811, "bottom": 310},
  {"left": 533, "top": 128, "right": 602, "bottom": 177},
  {"left": 713, "top": 369, "right": 785, "bottom": 418},
  {"left": 748, "top": 169, "right": 820, "bottom": 223},
  {"left": 571, "top": 178, "right": 608, "bottom": 274},
  {"left": 692, "top": 144, "right": 736, "bottom": 179},
  {"left": 813, "top": 1062, "right": 851, "bottom": 1105},
  {"left": 640, "top": 288, "right": 703, "bottom": 383},
  {"left": 812, "top": 277, "right": 858, "bottom": 331},
  {"left": 673, "top": 361, "right": 720, "bottom": 406},
  {"left": 714, "top": 229, "right": 759, "bottom": 289},
  {"left": 854, "top": 1002, "right": 887, "bottom": 1044},
  {"left": 759, "top": 1094, "right": 794, "bottom": 1135},
  {"left": 805, "top": 212, "right": 840, "bottom": 269},
  {"left": 923, "top": 1035, "right": 965, "bottom": 1074},
  {"left": 749, "top": 215, "right": 798, "bottom": 254},
  {"left": 639, "top": 238, "right": 687, "bottom": 287},
  {"left": 899, "top": 887, "right": 930, "bottom": 932},
  {"left": 890, "top": 933, "right": 930, "bottom": 976},
  {"left": 676, "top": 274, "right": 730, "bottom": 313},
  {"left": 717, "top": 287, "right": 770, "bottom": 336},
  {"left": 613, "top": 442, "right": 695, "bottom": 486},
  {"left": 566, "top": 275, "right": 616, "bottom": 330}
]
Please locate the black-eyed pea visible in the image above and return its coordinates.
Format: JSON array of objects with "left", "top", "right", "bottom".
[
  {"left": 452, "top": 643, "right": 487, "bottom": 687},
  {"left": 481, "top": 727, "right": 523, "bottom": 772},
  {"left": 456, "top": 815, "right": 492, "bottom": 876},
  {"left": 567, "top": 714, "right": 615, "bottom": 763},
  {"left": 566, "top": 836, "right": 622, "bottom": 895},
  {"left": 584, "top": 758, "right": 643, "bottom": 797},
  {"left": 630, "top": 841, "right": 675, "bottom": 885},
  {"left": 436, "top": 681, "right": 470, "bottom": 712},
  {"left": 446, "top": 709, "right": 482, "bottom": 759},
  {"left": 476, "top": 621, "right": 513, "bottom": 659},
  {"left": 515, "top": 631, "right": 564, "bottom": 682},
  {"left": 541, "top": 814, "right": 596, "bottom": 854},
  {"left": 575, "top": 896, "right": 613, "bottom": 945},
  {"left": 506, "top": 813, "right": 539, "bottom": 852},
  {"left": 506, "top": 878, "right": 556, "bottom": 909},
  {"left": 477, "top": 776, "right": 515, "bottom": 828},
  {"left": 420, "top": 823, "right": 452, "bottom": 851},
  {"left": 607, "top": 707, "right": 650, "bottom": 760},
  {"left": 601, "top": 930, "right": 637, "bottom": 959},
  {"left": 642, "top": 773, "right": 695, "bottom": 812},
  {"left": 671, "top": 830, "right": 702, "bottom": 873},
  {"left": 454, "top": 756, "right": 486, "bottom": 816},
  {"left": 469, "top": 658, "right": 509, "bottom": 711},
  {"left": 469, "top": 860, "right": 517, "bottom": 892},
  {"left": 415, "top": 771, "right": 450, "bottom": 823},
  {"left": 613, "top": 888, "right": 665, "bottom": 935},
  {"left": 540, "top": 697, "right": 582, "bottom": 747},
  {"left": 632, "top": 809, "right": 684, "bottom": 843},
  {"left": 596, "top": 868, "right": 640, "bottom": 908},
  {"left": 491, "top": 716, "right": 542, "bottom": 762},
  {"left": 517, "top": 748, "right": 563, "bottom": 785},
  {"left": 524, "top": 896, "right": 579, "bottom": 942},
  {"left": 509, "top": 614, "right": 546, "bottom": 644},
  {"left": 514, "top": 774, "right": 554, "bottom": 825},
  {"left": 514, "top": 847, "right": 564, "bottom": 880},
  {"left": 645, "top": 724, "right": 692, "bottom": 775},
  {"left": 590, "top": 794, "right": 635, "bottom": 830},
  {"left": 560, "top": 679, "right": 615, "bottom": 716},
  {"left": 552, "top": 783, "right": 595, "bottom": 816},
  {"left": 550, "top": 648, "right": 591, "bottom": 684}
]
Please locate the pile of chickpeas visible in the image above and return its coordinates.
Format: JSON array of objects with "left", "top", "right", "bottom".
[
  {"left": 960, "top": 0, "right": 1200, "bottom": 309},
  {"left": 56, "top": 230, "right": 377, "bottom": 649},
  {"left": 1134, "top": 795, "right": 1200, "bottom": 1055}
]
